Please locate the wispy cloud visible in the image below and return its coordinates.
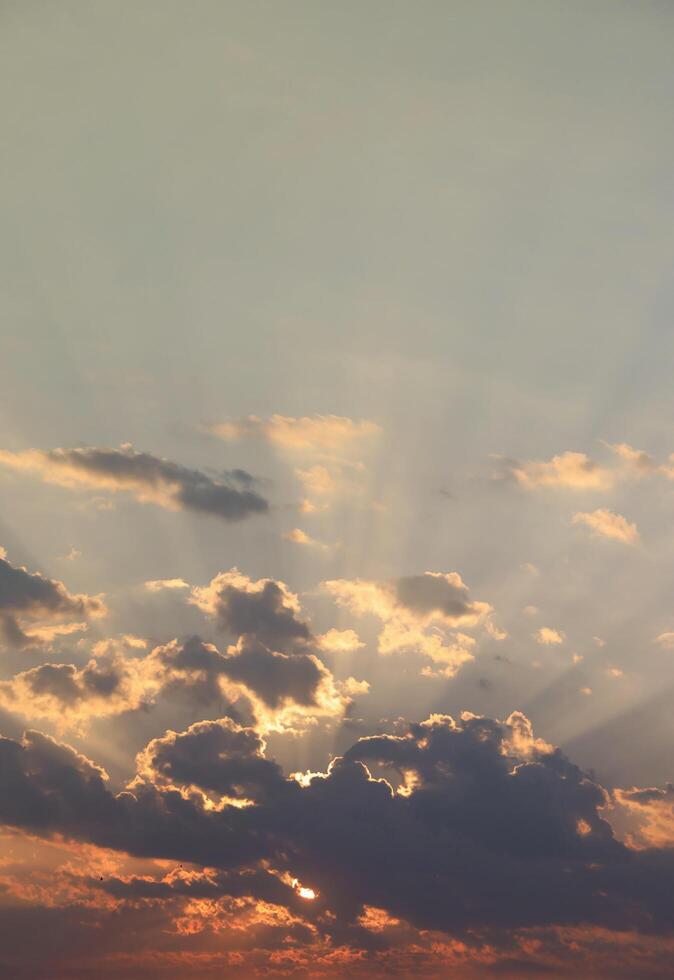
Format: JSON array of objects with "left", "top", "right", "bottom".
[{"left": 572, "top": 508, "right": 639, "bottom": 544}]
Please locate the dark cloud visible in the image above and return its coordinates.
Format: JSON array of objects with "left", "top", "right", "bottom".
[
  {"left": 0, "top": 633, "right": 344, "bottom": 731},
  {"left": 136, "top": 717, "right": 287, "bottom": 802},
  {"left": 92, "top": 866, "right": 296, "bottom": 906},
  {"left": 0, "top": 728, "right": 262, "bottom": 868},
  {"left": 191, "top": 571, "right": 312, "bottom": 651},
  {"left": 156, "top": 634, "right": 340, "bottom": 718},
  {"left": 620, "top": 784, "right": 674, "bottom": 806},
  {"left": 1, "top": 711, "right": 673, "bottom": 945},
  {"left": 215, "top": 636, "right": 327, "bottom": 709},
  {"left": 0, "top": 549, "right": 105, "bottom": 647},
  {"left": 394, "top": 572, "right": 476, "bottom": 620},
  {"left": 0, "top": 446, "right": 269, "bottom": 522}
]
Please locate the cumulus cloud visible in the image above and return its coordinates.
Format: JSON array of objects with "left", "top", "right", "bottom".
[
  {"left": 215, "top": 636, "right": 342, "bottom": 713},
  {"left": 654, "top": 632, "right": 674, "bottom": 650},
  {"left": 135, "top": 717, "right": 287, "bottom": 803},
  {"left": 494, "top": 451, "right": 614, "bottom": 490},
  {"left": 0, "top": 648, "right": 162, "bottom": 731},
  {"left": 152, "top": 635, "right": 348, "bottom": 733},
  {"left": 0, "top": 445, "right": 268, "bottom": 522},
  {"left": 325, "top": 572, "right": 491, "bottom": 627},
  {"left": 572, "top": 508, "right": 639, "bottom": 544},
  {"left": 0, "top": 631, "right": 349, "bottom": 735},
  {"left": 341, "top": 676, "right": 370, "bottom": 697},
  {"left": 0, "top": 548, "right": 106, "bottom": 647},
  {"left": 0, "top": 566, "right": 363, "bottom": 735},
  {"left": 317, "top": 629, "right": 365, "bottom": 653},
  {"left": 495, "top": 443, "right": 674, "bottom": 503},
  {"left": 190, "top": 569, "right": 312, "bottom": 652},
  {"left": 323, "top": 572, "right": 493, "bottom": 676},
  {"left": 1, "top": 710, "right": 673, "bottom": 952},
  {"left": 533, "top": 627, "right": 565, "bottom": 645}
]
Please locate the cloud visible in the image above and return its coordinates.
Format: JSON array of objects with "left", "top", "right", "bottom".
[
  {"left": 294, "top": 464, "right": 338, "bottom": 497},
  {"left": 190, "top": 569, "right": 312, "bottom": 652},
  {"left": 144, "top": 578, "right": 190, "bottom": 592},
  {"left": 0, "top": 548, "right": 106, "bottom": 648},
  {"left": 135, "top": 717, "right": 287, "bottom": 803},
  {"left": 205, "top": 414, "right": 380, "bottom": 513},
  {"left": 152, "top": 633, "right": 349, "bottom": 731},
  {"left": 205, "top": 414, "right": 380, "bottom": 456},
  {"left": 323, "top": 572, "right": 492, "bottom": 676},
  {"left": 533, "top": 627, "right": 565, "bottom": 645},
  {"left": 0, "top": 445, "right": 268, "bottom": 522},
  {"left": 215, "top": 636, "right": 342, "bottom": 713},
  {"left": 494, "top": 451, "right": 614, "bottom": 490},
  {"left": 282, "top": 528, "right": 332, "bottom": 551},
  {"left": 572, "top": 508, "right": 639, "bottom": 544},
  {"left": 317, "top": 629, "right": 365, "bottom": 653},
  {"left": 605, "top": 442, "right": 657, "bottom": 475},
  {"left": 612, "top": 784, "right": 674, "bottom": 849},
  {"left": 496, "top": 443, "right": 674, "bottom": 501},
  {"left": 654, "top": 632, "right": 674, "bottom": 650},
  {"left": 485, "top": 620, "right": 507, "bottom": 641},
  {"left": 293, "top": 461, "right": 369, "bottom": 508},
  {"left": 0, "top": 647, "right": 163, "bottom": 731},
  {"left": 58, "top": 546, "right": 81, "bottom": 561},
  {"left": 0, "top": 629, "right": 349, "bottom": 734},
  {"left": 325, "top": 572, "right": 491, "bottom": 628},
  {"left": 341, "top": 677, "right": 370, "bottom": 697},
  {"left": 411, "top": 631, "right": 477, "bottom": 677},
  {"left": 605, "top": 441, "right": 674, "bottom": 483},
  {"left": 154, "top": 635, "right": 348, "bottom": 732},
  {"left": 1, "top": 710, "right": 673, "bottom": 949}
]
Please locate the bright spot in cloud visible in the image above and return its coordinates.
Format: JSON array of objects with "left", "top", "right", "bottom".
[{"left": 291, "top": 878, "right": 317, "bottom": 900}]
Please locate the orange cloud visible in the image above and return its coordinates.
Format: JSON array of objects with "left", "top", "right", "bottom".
[
  {"left": 206, "top": 414, "right": 380, "bottom": 455},
  {"left": 572, "top": 508, "right": 639, "bottom": 544},
  {"left": 323, "top": 572, "right": 493, "bottom": 676},
  {"left": 533, "top": 627, "right": 565, "bottom": 645},
  {"left": 495, "top": 450, "right": 613, "bottom": 489}
]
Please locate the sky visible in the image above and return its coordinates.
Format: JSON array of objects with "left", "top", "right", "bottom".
[{"left": 1, "top": 1, "right": 674, "bottom": 977}]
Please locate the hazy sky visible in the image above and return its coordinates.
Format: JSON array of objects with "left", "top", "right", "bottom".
[{"left": 1, "top": 3, "right": 674, "bottom": 978}]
